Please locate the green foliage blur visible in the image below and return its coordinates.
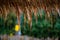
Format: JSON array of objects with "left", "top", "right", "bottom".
[
  {"left": 0, "top": 12, "right": 17, "bottom": 35},
  {"left": 21, "top": 8, "right": 60, "bottom": 38}
]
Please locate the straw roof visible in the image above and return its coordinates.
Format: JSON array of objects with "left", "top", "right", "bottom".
[{"left": 0, "top": 0, "right": 60, "bottom": 7}]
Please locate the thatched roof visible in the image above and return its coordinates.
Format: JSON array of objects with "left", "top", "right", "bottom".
[
  {"left": 0, "top": 0, "right": 60, "bottom": 7},
  {"left": 0, "top": 0, "right": 60, "bottom": 16},
  {"left": 0, "top": 0, "right": 60, "bottom": 14},
  {"left": 0, "top": 0, "right": 60, "bottom": 15}
]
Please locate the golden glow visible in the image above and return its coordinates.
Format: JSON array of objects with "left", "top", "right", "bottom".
[{"left": 15, "top": 24, "right": 20, "bottom": 31}]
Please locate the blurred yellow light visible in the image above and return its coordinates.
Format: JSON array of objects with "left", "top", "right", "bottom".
[{"left": 15, "top": 24, "right": 20, "bottom": 31}]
